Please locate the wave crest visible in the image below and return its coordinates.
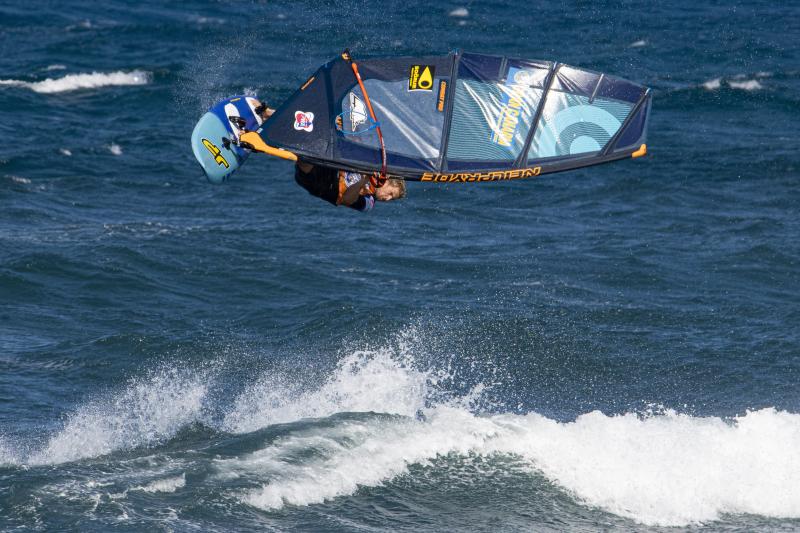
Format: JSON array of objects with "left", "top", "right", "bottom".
[{"left": 0, "top": 70, "right": 150, "bottom": 94}]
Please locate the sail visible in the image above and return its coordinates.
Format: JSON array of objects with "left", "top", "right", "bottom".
[{"left": 258, "top": 52, "right": 651, "bottom": 182}]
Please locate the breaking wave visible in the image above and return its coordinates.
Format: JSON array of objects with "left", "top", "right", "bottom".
[
  {"left": 29, "top": 367, "right": 207, "bottom": 465},
  {"left": 5, "top": 332, "right": 800, "bottom": 527},
  {"left": 222, "top": 348, "right": 431, "bottom": 433},
  {"left": 217, "top": 345, "right": 800, "bottom": 527},
  {"left": 0, "top": 70, "right": 150, "bottom": 94},
  {"left": 230, "top": 402, "right": 800, "bottom": 526}
]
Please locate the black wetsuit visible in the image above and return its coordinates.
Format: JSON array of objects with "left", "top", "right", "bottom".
[{"left": 294, "top": 164, "right": 374, "bottom": 212}]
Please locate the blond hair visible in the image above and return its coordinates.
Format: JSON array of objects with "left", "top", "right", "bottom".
[{"left": 387, "top": 178, "right": 407, "bottom": 199}]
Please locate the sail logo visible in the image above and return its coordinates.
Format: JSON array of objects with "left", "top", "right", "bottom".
[
  {"left": 491, "top": 66, "right": 528, "bottom": 148},
  {"left": 293, "top": 111, "right": 314, "bottom": 132},
  {"left": 348, "top": 92, "right": 368, "bottom": 131},
  {"left": 408, "top": 65, "right": 435, "bottom": 91},
  {"left": 201, "top": 138, "right": 229, "bottom": 168},
  {"left": 437, "top": 80, "right": 447, "bottom": 112},
  {"left": 420, "top": 167, "right": 542, "bottom": 182}
]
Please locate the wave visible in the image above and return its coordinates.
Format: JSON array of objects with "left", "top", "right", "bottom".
[
  {"left": 29, "top": 366, "right": 207, "bottom": 465},
  {"left": 0, "top": 70, "right": 150, "bottom": 94},
  {"left": 222, "top": 348, "right": 431, "bottom": 433},
  {"left": 219, "top": 342, "right": 800, "bottom": 526},
  {"left": 6, "top": 332, "right": 800, "bottom": 527},
  {"left": 701, "top": 75, "right": 766, "bottom": 92},
  {"left": 229, "top": 404, "right": 800, "bottom": 527}
]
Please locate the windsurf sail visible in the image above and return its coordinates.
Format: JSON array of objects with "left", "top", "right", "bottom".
[{"left": 254, "top": 51, "right": 651, "bottom": 183}]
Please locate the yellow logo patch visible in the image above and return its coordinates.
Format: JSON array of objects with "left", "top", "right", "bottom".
[
  {"left": 202, "top": 138, "right": 229, "bottom": 168},
  {"left": 409, "top": 65, "right": 435, "bottom": 91}
]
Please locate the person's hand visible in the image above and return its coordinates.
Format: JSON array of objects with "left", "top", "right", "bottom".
[{"left": 253, "top": 100, "right": 274, "bottom": 120}]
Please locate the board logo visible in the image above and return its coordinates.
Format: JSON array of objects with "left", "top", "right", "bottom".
[
  {"left": 408, "top": 65, "right": 435, "bottom": 91},
  {"left": 293, "top": 111, "right": 314, "bottom": 132},
  {"left": 201, "top": 138, "right": 229, "bottom": 168}
]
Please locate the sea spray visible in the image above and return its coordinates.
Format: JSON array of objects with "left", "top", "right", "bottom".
[
  {"left": 222, "top": 346, "right": 432, "bottom": 433},
  {"left": 31, "top": 366, "right": 208, "bottom": 465}
]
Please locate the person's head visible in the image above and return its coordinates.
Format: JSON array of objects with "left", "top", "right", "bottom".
[{"left": 375, "top": 178, "right": 406, "bottom": 202}]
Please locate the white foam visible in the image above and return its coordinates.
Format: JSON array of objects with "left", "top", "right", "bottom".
[
  {"left": 135, "top": 473, "right": 186, "bottom": 493},
  {"left": 31, "top": 368, "right": 207, "bottom": 465},
  {"left": 728, "top": 79, "right": 763, "bottom": 91},
  {"left": 0, "top": 70, "right": 150, "bottom": 94},
  {"left": 8, "top": 330, "right": 800, "bottom": 527},
  {"left": 222, "top": 348, "right": 430, "bottom": 434},
  {"left": 235, "top": 405, "right": 800, "bottom": 526},
  {"left": 702, "top": 77, "right": 763, "bottom": 91},
  {"left": 449, "top": 7, "right": 469, "bottom": 17},
  {"left": 45, "top": 64, "right": 67, "bottom": 71},
  {"left": 109, "top": 143, "right": 123, "bottom": 156},
  {"left": 630, "top": 39, "right": 647, "bottom": 48},
  {"left": 59, "top": 148, "right": 72, "bottom": 156},
  {"left": 216, "top": 335, "right": 800, "bottom": 526}
]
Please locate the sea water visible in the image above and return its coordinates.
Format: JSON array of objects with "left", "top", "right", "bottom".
[{"left": 1, "top": 1, "right": 799, "bottom": 530}]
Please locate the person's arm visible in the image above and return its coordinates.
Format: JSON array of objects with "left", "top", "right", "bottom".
[
  {"left": 340, "top": 173, "right": 371, "bottom": 206},
  {"left": 347, "top": 195, "right": 375, "bottom": 212}
]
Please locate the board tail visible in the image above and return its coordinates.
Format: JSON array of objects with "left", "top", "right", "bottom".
[{"left": 190, "top": 95, "right": 265, "bottom": 183}]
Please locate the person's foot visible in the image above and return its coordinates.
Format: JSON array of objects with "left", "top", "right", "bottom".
[{"left": 253, "top": 100, "right": 274, "bottom": 120}]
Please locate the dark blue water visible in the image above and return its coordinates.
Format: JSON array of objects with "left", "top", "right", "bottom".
[{"left": 1, "top": 1, "right": 799, "bottom": 530}]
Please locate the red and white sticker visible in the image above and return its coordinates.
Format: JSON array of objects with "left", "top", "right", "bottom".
[{"left": 293, "top": 111, "right": 314, "bottom": 132}]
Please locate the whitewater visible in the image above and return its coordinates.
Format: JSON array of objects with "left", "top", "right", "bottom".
[{"left": 3, "top": 333, "right": 800, "bottom": 528}]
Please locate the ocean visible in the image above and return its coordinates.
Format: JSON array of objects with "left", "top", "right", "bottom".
[{"left": 1, "top": 0, "right": 799, "bottom": 530}]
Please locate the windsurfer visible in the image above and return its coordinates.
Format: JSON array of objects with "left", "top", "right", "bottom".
[
  {"left": 294, "top": 161, "right": 406, "bottom": 212},
  {"left": 252, "top": 99, "right": 405, "bottom": 212}
]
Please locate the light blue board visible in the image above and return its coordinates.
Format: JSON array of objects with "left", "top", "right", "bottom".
[{"left": 191, "top": 95, "right": 263, "bottom": 183}]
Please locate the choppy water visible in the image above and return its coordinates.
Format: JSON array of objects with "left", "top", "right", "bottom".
[{"left": 1, "top": 1, "right": 799, "bottom": 531}]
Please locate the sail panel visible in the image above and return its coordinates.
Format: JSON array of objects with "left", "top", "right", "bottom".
[
  {"left": 527, "top": 91, "right": 634, "bottom": 159},
  {"left": 339, "top": 79, "right": 444, "bottom": 161},
  {"left": 446, "top": 54, "right": 549, "bottom": 169},
  {"left": 610, "top": 96, "right": 651, "bottom": 152}
]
